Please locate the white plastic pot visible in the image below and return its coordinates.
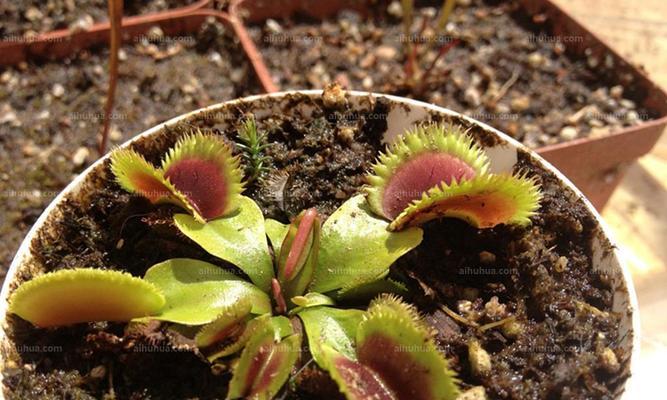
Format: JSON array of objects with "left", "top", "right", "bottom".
[{"left": 0, "top": 91, "right": 640, "bottom": 398}]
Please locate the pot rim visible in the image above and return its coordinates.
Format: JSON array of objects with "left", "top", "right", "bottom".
[{"left": 0, "top": 90, "right": 641, "bottom": 398}]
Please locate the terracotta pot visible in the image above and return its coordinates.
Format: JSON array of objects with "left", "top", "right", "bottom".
[{"left": 0, "top": 90, "right": 640, "bottom": 398}]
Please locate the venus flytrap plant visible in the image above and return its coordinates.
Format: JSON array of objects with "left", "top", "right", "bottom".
[{"left": 8, "top": 122, "right": 542, "bottom": 400}]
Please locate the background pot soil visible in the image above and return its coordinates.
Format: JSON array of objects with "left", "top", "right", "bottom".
[
  {"left": 250, "top": 0, "right": 655, "bottom": 148},
  {"left": 0, "top": 0, "right": 195, "bottom": 37},
  {"left": 0, "top": 19, "right": 260, "bottom": 281},
  {"left": 3, "top": 94, "right": 628, "bottom": 399}
]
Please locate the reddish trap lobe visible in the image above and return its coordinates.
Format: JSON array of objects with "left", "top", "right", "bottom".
[
  {"left": 382, "top": 152, "right": 476, "bottom": 219},
  {"left": 164, "top": 158, "right": 227, "bottom": 220}
]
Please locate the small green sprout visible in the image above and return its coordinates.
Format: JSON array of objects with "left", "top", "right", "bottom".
[
  {"left": 236, "top": 116, "right": 271, "bottom": 184},
  {"left": 9, "top": 120, "right": 542, "bottom": 399}
]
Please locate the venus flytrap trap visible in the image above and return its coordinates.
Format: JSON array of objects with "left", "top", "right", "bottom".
[
  {"left": 110, "top": 131, "right": 244, "bottom": 222},
  {"left": 366, "top": 123, "right": 542, "bottom": 231},
  {"left": 8, "top": 122, "right": 542, "bottom": 400}
]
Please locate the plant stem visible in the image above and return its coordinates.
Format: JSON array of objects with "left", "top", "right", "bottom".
[
  {"left": 98, "top": 0, "right": 123, "bottom": 156},
  {"left": 436, "top": 0, "right": 457, "bottom": 32},
  {"left": 418, "top": 38, "right": 459, "bottom": 94},
  {"left": 401, "top": 0, "right": 417, "bottom": 82}
]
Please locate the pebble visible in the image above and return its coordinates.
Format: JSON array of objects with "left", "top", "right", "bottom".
[
  {"left": 619, "top": 99, "right": 636, "bottom": 109},
  {"left": 337, "top": 127, "right": 355, "bottom": 144},
  {"left": 265, "top": 19, "right": 283, "bottom": 34},
  {"left": 590, "top": 88, "right": 608, "bottom": 103},
  {"left": 625, "top": 110, "right": 640, "bottom": 123},
  {"left": 458, "top": 0, "right": 473, "bottom": 6},
  {"left": 588, "top": 118, "right": 604, "bottom": 128},
  {"left": 457, "top": 386, "right": 487, "bottom": 400},
  {"left": 484, "top": 296, "right": 507, "bottom": 320},
  {"left": 479, "top": 251, "right": 496, "bottom": 264},
  {"left": 22, "top": 142, "right": 39, "bottom": 157},
  {"left": 559, "top": 126, "right": 578, "bottom": 141},
  {"left": 510, "top": 95, "right": 531, "bottom": 112},
  {"left": 25, "top": 7, "right": 43, "bottom": 21},
  {"left": 88, "top": 365, "right": 106, "bottom": 380},
  {"left": 555, "top": 256, "right": 569, "bottom": 272},
  {"left": 52, "top": 83, "right": 65, "bottom": 98},
  {"left": 0, "top": 105, "right": 20, "bottom": 127},
  {"left": 527, "top": 52, "right": 545, "bottom": 68},
  {"left": 1, "top": 71, "right": 13, "bottom": 84},
  {"left": 362, "top": 76, "right": 374, "bottom": 90},
  {"left": 359, "top": 53, "right": 376, "bottom": 69},
  {"left": 387, "top": 1, "right": 403, "bottom": 19},
  {"left": 118, "top": 49, "right": 128, "bottom": 61},
  {"left": 146, "top": 26, "right": 164, "bottom": 40},
  {"left": 208, "top": 51, "right": 223, "bottom": 67},
  {"left": 587, "top": 55, "right": 599, "bottom": 69},
  {"left": 72, "top": 147, "right": 90, "bottom": 166},
  {"left": 69, "top": 14, "right": 94, "bottom": 33},
  {"left": 599, "top": 348, "right": 620, "bottom": 373},
  {"left": 553, "top": 42, "right": 566, "bottom": 55},
  {"left": 230, "top": 69, "right": 244, "bottom": 84},
  {"left": 464, "top": 87, "right": 481, "bottom": 107},
  {"left": 468, "top": 340, "right": 491, "bottom": 376},
  {"left": 36, "top": 110, "right": 50, "bottom": 120},
  {"left": 589, "top": 127, "right": 611, "bottom": 139},
  {"left": 501, "top": 320, "right": 523, "bottom": 339},
  {"left": 322, "top": 83, "right": 346, "bottom": 109},
  {"left": 181, "top": 83, "right": 197, "bottom": 94},
  {"left": 494, "top": 102, "right": 511, "bottom": 114},
  {"left": 375, "top": 45, "right": 398, "bottom": 61},
  {"left": 109, "top": 125, "right": 123, "bottom": 142},
  {"left": 610, "top": 85, "right": 623, "bottom": 99}
]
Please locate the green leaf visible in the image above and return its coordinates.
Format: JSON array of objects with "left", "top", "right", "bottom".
[
  {"left": 336, "top": 278, "right": 408, "bottom": 302},
  {"left": 227, "top": 319, "right": 301, "bottom": 400},
  {"left": 277, "top": 209, "right": 321, "bottom": 300},
  {"left": 277, "top": 209, "right": 317, "bottom": 283},
  {"left": 265, "top": 218, "right": 289, "bottom": 254},
  {"left": 311, "top": 195, "right": 423, "bottom": 293},
  {"left": 173, "top": 196, "right": 274, "bottom": 292},
  {"left": 290, "top": 292, "right": 335, "bottom": 314},
  {"left": 143, "top": 258, "right": 271, "bottom": 325},
  {"left": 8, "top": 269, "right": 165, "bottom": 328},
  {"left": 205, "top": 315, "right": 293, "bottom": 362},
  {"left": 297, "top": 306, "right": 364, "bottom": 368}
]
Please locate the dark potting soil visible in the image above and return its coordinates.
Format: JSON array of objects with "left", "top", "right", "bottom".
[
  {"left": 0, "top": 0, "right": 196, "bottom": 38},
  {"left": 2, "top": 92, "right": 629, "bottom": 399},
  {"left": 0, "top": 18, "right": 261, "bottom": 281},
  {"left": 250, "top": 0, "right": 656, "bottom": 148}
]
